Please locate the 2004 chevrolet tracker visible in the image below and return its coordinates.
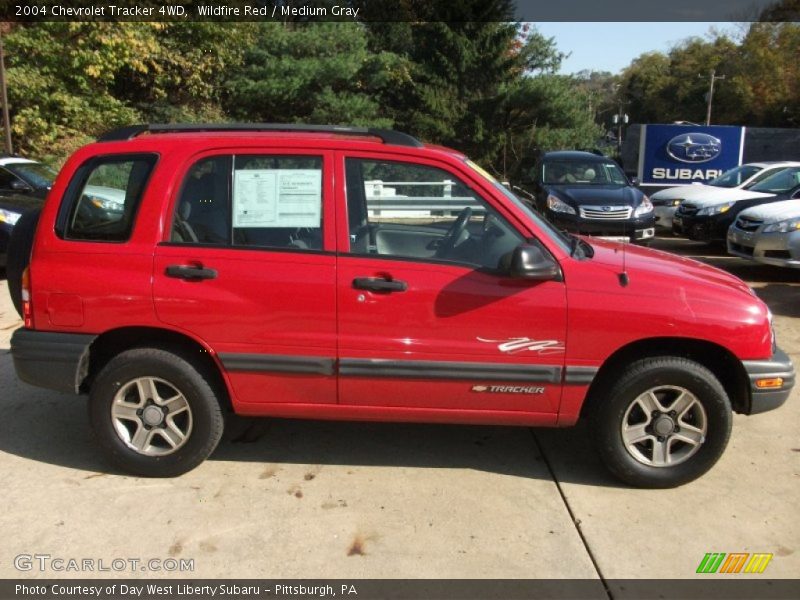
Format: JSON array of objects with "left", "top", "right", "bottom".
[{"left": 8, "top": 124, "right": 795, "bottom": 487}]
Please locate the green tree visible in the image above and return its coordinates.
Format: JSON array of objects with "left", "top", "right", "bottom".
[
  {"left": 116, "top": 22, "right": 256, "bottom": 123},
  {"left": 490, "top": 75, "right": 601, "bottom": 182},
  {"left": 364, "top": 18, "right": 599, "bottom": 180},
  {"left": 4, "top": 22, "right": 254, "bottom": 164},
  {"left": 5, "top": 23, "right": 154, "bottom": 162},
  {"left": 224, "top": 22, "right": 404, "bottom": 127},
  {"left": 736, "top": 23, "right": 800, "bottom": 126},
  {"left": 366, "top": 19, "right": 545, "bottom": 157},
  {"left": 661, "top": 36, "right": 742, "bottom": 124},
  {"left": 617, "top": 52, "right": 672, "bottom": 124},
  {"left": 616, "top": 22, "right": 800, "bottom": 127}
]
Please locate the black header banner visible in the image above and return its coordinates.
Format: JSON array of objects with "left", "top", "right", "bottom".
[
  {"left": 3, "top": 579, "right": 800, "bottom": 600},
  {"left": 3, "top": 0, "right": 799, "bottom": 23}
]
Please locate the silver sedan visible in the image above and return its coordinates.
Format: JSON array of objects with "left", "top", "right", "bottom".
[
  {"left": 653, "top": 162, "right": 800, "bottom": 231},
  {"left": 727, "top": 200, "right": 800, "bottom": 268}
]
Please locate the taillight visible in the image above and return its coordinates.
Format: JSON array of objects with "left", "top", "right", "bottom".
[{"left": 21, "top": 267, "right": 33, "bottom": 328}]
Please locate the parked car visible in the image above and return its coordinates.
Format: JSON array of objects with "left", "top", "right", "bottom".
[
  {"left": 532, "top": 151, "right": 655, "bottom": 244},
  {"left": 7, "top": 124, "right": 794, "bottom": 488},
  {"left": 0, "top": 156, "right": 56, "bottom": 267},
  {"left": 652, "top": 162, "right": 800, "bottom": 231},
  {"left": 673, "top": 166, "right": 800, "bottom": 243},
  {"left": 728, "top": 199, "right": 800, "bottom": 268},
  {"left": 0, "top": 156, "right": 125, "bottom": 267}
]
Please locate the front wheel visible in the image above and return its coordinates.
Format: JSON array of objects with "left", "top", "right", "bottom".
[
  {"left": 89, "top": 348, "right": 225, "bottom": 477},
  {"left": 590, "top": 357, "right": 732, "bottom": 488}
]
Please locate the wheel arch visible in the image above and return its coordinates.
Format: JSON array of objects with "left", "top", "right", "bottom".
[
  {"left": 581, "top": 337, "right": 750, "bottom": 418},
  {"left": 80, "top": 326, "right": 233, "bottom": 412}
]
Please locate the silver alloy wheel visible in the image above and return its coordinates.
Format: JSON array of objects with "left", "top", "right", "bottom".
[
  {"left": 111, "top": 377, "right": 193, "bottom": 456},
  {"left": 621, "top": 385, "right": 707, "bottom": 467}
]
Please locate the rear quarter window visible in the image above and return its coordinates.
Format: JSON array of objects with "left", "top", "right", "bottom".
[{"left": 59, "top": 154, "right": 158, "bottom": 242}]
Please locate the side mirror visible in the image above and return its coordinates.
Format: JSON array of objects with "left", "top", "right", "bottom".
[
  {"left": 506, "top": 244, "right": 562, "bottom": 281},
  {"left": 629, "top": 176, "right": 640, "bottom": 187}
]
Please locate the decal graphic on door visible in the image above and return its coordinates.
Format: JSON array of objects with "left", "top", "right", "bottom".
[
  {"left": 471, "top": 384, "right": 546, "bottom": 395},
  {"left": 477, "top": 337, "right": 565, "bottom": 355}
]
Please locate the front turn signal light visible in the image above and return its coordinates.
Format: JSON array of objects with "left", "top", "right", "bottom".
[{"left": 755, "top": 378, "right": 784, "bottom": 389}]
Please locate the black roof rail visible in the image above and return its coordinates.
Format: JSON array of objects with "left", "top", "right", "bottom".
[{"left": 97, "top": 123, "right": 424, "bottom": 148}]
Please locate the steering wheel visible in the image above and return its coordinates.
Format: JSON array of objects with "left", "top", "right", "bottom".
[{"left": 436, "top": 207, "right": 472, "bottom": 258}]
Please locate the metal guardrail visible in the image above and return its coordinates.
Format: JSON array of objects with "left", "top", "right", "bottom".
[
  {"left": 364, "top": 180, "right": 484, "bottom": 216},
  {"left": 368, "top": 197, "right": 484, "bottom": 213}
]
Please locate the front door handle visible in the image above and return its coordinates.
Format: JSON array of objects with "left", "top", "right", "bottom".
[
  {"left": 165, "top": 264, "right": 218, "bottom": 280},
  {"left": 352, "top": 277, "right": 407, "bottom": 292}
]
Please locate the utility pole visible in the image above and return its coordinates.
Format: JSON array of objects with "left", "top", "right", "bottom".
[
  {"left": 612, "top": 111, "right": 628, "bottom": 157},
  {"left": 0, "top": 28, "right": 11, "bottom": 155},
  {"left": 611, "top": 86, "right": 628, "bottom": 159},
  {"left": 701, "top": 69, "right": 725, "bottom": 126}
]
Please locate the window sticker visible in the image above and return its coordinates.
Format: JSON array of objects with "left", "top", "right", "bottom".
[{"left": 233, "top": 169, "right": 321, "bottom": 228}]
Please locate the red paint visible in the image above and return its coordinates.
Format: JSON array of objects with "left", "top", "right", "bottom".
[{"left": 26, "top": 131, "right": 774, "bottom": 427}]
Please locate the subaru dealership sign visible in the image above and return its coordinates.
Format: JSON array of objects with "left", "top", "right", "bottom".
[{"left": 638, "top": 124, "right": 745, "bottom": 186}]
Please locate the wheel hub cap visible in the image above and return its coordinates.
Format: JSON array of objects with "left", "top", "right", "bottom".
[
  {"left": 653, "top": 415, "right": 675, "bottom": 436},
  {"left": 142, "top": 405, "right": 165, "bottom": 427}
]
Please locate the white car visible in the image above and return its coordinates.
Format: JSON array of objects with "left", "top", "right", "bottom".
[
  {"left": 651, "top": 161, "right": 800, "bottom": 230},
  {"left": 728, "top": 199, "right": 800, "bottom": 268}
]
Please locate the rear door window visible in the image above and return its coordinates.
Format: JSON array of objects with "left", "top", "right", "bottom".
[{"left": 171, "top": 155, "right": 323, "bottom": 251}]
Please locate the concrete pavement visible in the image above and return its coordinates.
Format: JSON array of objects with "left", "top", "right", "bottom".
[{"left": 0, "top": 237, "right": 797, "bottom": 585}]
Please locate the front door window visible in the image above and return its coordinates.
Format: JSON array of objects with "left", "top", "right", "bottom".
[{"left": 345, "top": 158, "right": 523, "bottom": 270}]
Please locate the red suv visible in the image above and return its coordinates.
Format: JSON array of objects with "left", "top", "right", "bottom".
[{"left": 9, "top": 124, "right": 795, "bottom": 487}]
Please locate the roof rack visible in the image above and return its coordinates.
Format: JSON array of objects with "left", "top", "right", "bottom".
[{"left": 97, "top": 123, "right": 424, "bottom": 148}]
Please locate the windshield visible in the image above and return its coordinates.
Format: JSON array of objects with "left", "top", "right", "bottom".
[
  {"left": 542, "top": 160, "right": 627, "bottom": 185},
  {"left": 743, "top": 167, "right": 791, "bottom": 189},
  {"left": 750, "top": 167, "right": 800, "bottom": 194},
  {"left": 463, "top": 159, "right": 571, "bottom": 254},
  {"left": 708, "top": 165, "right": 760, "bottom": 188},
  {"left": 5, "top": 161, "right": 56, "bottom": 189}
]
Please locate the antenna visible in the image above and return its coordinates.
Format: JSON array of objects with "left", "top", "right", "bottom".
[{"left": 618, "top": 223, "right": 629, "bottom": 287}]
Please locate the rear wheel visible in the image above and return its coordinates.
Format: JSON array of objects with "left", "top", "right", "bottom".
[
  {"left": 89, "top": 347, "right": 224, "bottom": 477},
  {"left": 590, "top": 357, "right": 732, "bottom": 488}
]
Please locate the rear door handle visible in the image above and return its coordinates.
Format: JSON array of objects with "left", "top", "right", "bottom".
[
  {"left": 165, "top": 264, "right": 218, "bottom": 280},
  {"left": 352, "top": 277, "right": 407, "bottom": 292}
]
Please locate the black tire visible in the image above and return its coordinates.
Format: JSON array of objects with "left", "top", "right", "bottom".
[
  {"left": 89, "top": 347, "right": 225, "bottom": 477},
  {"left": 7, "top": 208, "right": 41, "bottom": 317},
  {"left": 590, "top": 357, "right": 732, "bottom": 488}
]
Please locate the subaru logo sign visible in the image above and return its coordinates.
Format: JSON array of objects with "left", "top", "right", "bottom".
[
  {"left": 640, "top": 125, "right": 743, "bottom": 185},
  {"left": 666, "top": 133, "right": 722, "bottom": 163}
]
